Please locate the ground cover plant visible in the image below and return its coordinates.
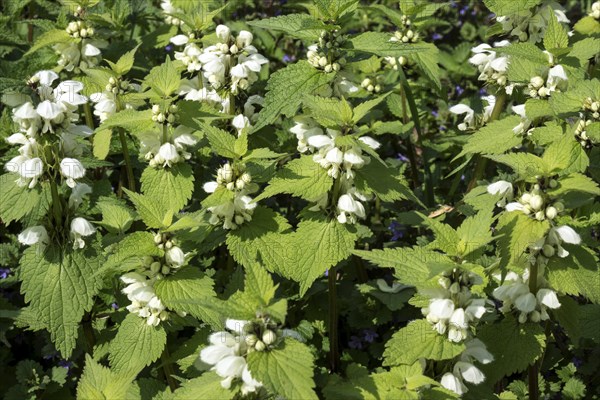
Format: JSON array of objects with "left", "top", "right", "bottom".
[{"left": 0, "top": 0, "right": 599, "bottom": 399}]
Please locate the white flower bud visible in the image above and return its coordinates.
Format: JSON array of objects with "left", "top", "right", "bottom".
[
  {"left": 530, "top": 195, "right": 544, "bottom": 211},
  {"left": 530, "top": 76, "right": 544, "bottom": 89},
  {"left": 262, "top": 330, "right": 277, "bottom": 345},
  {"left": 254, "top": 340, "right": 266, "bottom": 352},
  {"left": 545, "top": 206, "right": 557, "bottom": 219},
  {"left": 150, "top": 261, "right": 161, "bottom": 274},
  {"left": 542, "top": 244, "right": 555, "bottom": 258}
]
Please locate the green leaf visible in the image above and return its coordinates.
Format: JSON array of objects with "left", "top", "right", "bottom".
[
  {"left": 486, "top": 153, "right": 547, "bottom": 181},
  {"left": 225, "top": 207, "right": 291, "bottom": 271},
  {"left": 546, "top": 245, "right": 600, "bottom": 304},
  {"left": 412, "top": 43, "right": 442, "bottom": 91},
  {"left": 418, "top": 214, "right": 460, "bottom": 256},
  {"left": 154, "top": 267, "right": 221, "bottom": 328},
  {"left": 347, "top": 32, "right": 430, "bottom": 58},
  {"left": 352, "top": 93, "right": 390, "bottom": 124},
  {"left": 173, "top": 371, "right": 236, "bottom": 400},
  {"left": 104, "top": 231, "right": 163, "bottom": 273},
  {"left": 19, "top": 246, "right": 102, "bottom": 358},
  {"left": 273, "top": 218, "right": 357, "bottom": 295},
  {"left": 144, "top": 57, "right": 181, "bottom": 98},
  {"left": 253, "top": 61, "right": 336, "bottom": 132},
  {"left": 354, "top": 161, "right": 417, "bottom": 203},
  {"left": 77, "top": 354, "right": 134, "bottom": 400},
  {"left": 95, "top": 109, "right": 155, "bottom": 135},
  {"left": 542, "top": 134, "right": 588, "bottom": 175},
  {"left": 247, "top": 14, "right": 327, "bottom": 41},
  {"left": 548, "top": 173, "right": 600, "bottom": 209},
  {"left": 457, "top": 116, "right": 523, "bottom": 158},
  {"left": 496, "top": 213, "right": 549, "bottom": 270},
  {"left": 254, "top": 156, "right": 333, "bottom": 202},
  {"left": 202, "top": 122, "right": 238, "bottom": 158},
  {"left": 303, "top": 95, "right": 353, "bottom": 128},
  {"left": 574, "top": 16, "right": 600, "bottom": 35},
  {"left": 25, "top": 29, "right": 71, "bottom": 55},
  {"left": 478, "top": 316, "right": 546, "bottom": 383},
  {"left": 93, "top": 129, "right": 112, "bottom": 160},
  {"left": 109, "top": 313, "right": 167, "bottom": 378},
  {"left": 544, "top": 6, "right": 569, "bottom": 50},
  {"left": 123, "top": 188, "right": 173, "bottom": 229},
  {"left": 383, "top": 320, "right": 465, "bottom": 366},
  {"left": 234, "top": 131, "right": 248, "bottom": 157},
  {"left": 140, "top": 164, "right": 194, "bottom": 212},
  {"left": 0, "top": 175, "right": 50, "bottom": 225},
  {"left": 483, "top": 0, "right": 541, "bottom": 15},
  {"left": 247, "top": 338, "right": 318, "bottom": 400},
  {"left": 97, "top": 198, "right": 135, "bottom": 234},
  {"left": 201, "top": 186, "right": 235, "bottom": 208},
  {"left": 353, "top": 247, "right": 453, "bottom": 286},
  {"left": 455, "top": 207, "right": 495, "bottom": 259},
  {"left": 111, "top": 45, "right": 139, "bottom": 75},
  {"left": 525, "top": 99, "right": 554, "bottom": 120}
]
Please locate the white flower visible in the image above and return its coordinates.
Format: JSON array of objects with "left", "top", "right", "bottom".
[
  {"left": 358, "top": 136, "right": 381, "bottom": 150},
  {"left": 536, "top": 288, "right": 560, "bottom": 309},
  {"left": 166, "top": 246, "right": 185, "bottom": 268},
  {"left": 232, "top": 114, "right": 252, "bottom": 136},
  {"left": 463, "top": 338, "right": 494, "bottom": 364},
  {"left": 440, "top": 372, "right": 467, "bottom": 395},
  {"left": 69, "top": 183, "right": 92, "bottom": 209},
  {"left": 70, "top": 217, "right": 95, "bottom": 249},
  {"left": 216, "top": 25, "right": 231, "bottom": 42},
  {"left": 170, "top": 34, "right": 189, "bottom": 46},
  {"left": 337, "top": 191, "right": 366, "bottom": 224},
  {"left": 60, "top": 158, "right": 86, "bottom": 188},
  {"left": 91, "top": 92, "right": 117, "bottom": 122},
  {"left": 505, "top": 202, "right": 525, "bottom": 212},
  {"left": 454, "top": 361, "right": 486, "bottom": 384},
  {"left": 487, "top": 180, "right": 513, "bottom": 207},
  {"left": 121, "top": 273, "right": 168, "bottom": 326},
  {"left": 547, "top": 225, "right": 581, "bottom": 258},
  {"left": 18, "top": 226, "right": 49, "bottom": 246},
  {"left": 449, "top": 104, "right": 474, "bottom": 131}
]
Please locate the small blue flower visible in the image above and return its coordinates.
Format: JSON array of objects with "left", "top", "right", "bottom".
[
  {"left": 348, "top": 335, "right": 363, "bottom": 349},
  {"left": 0, "top": 268, "right": 10, "bottom": 279},
  {"left": 58, "top": 359, "right": 73, "bottom": 370},
  {"left": 455, "top": 85, "right": 465, "bottom": 97},
  {"left": 283, "top": 54, "right": 296, "bottom": 63},
  {"left": 362, "top": 329, "right": 379, "bottom": 343},
  {"left": 165, "top": 45, "right": 173, "bottom": 52},
  {"left": 431, "top": 109, "right": 439, "bottom": 118},
  {"left": 388, "top": 220, "right": 405, "bottom": 241},
  {"left": 431, "top": 33, "right": 443, "bottom": 41},
  {"left": 573, "top": 357, "right": 583, "bottom": 368},
  {"left": 111, "top": 302, "right": 119, "bottom": 310},
  {"left": 479, "top": 87, "right": 488, "bottom": 96},
  {"left": 396, "top": 153, "right": 409, "bottom": 163}
]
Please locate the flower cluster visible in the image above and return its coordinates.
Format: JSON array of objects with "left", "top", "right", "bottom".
[
  {"left": 504, "top": 182, "right": 563, "bottom": 222},
  {"left": 360, "top": 77, "right": 382, "bottom": 93},
  {"left": 139, "top": 122, "right": 197, "bottom": 168},
  {"left": 160, "top": 0, "right": 184, "bottom": 26},
  {"left": 119, "top": 233, "right": 186, "bottom": 326},
  {"left": 449, "top": 95, "right": 496, "bottom": 131},
  {"left": 469, "top": 41, "right": 513, "bottom": 94},
  {"left": 496, "top": 5, "right": 569, "bottom": 43},
  {"left": 90, "top": 76, "right": 138, "bottom": 122},
  {"left": 493, "top": 271, "right": 561, "bottom": 323},
  {"left": 54, "top": 20, "right": 104, "bottom": 73},
  {"left": 182, "top": 25, "right": 268, "bottom": 95},
  {"left": 574, "top": 96, "right": 600, "bottom": 147},
  {"left": 384, "top": 55, "right": 407, "bottom": 70},
  {"left": 203, "top": 163, "right": 258, "bottom": 230},
  {"left": 526, "top": 65, "right": 567, "bottom": 99},
  {"left": 390, "top": 15, "right": 420, "bottom": 43},
  {"left": 200, "top": 317, "right": 302, "bottom": 395},
  {"left": 529, "top": 225, "right": 582, "bottom": 261},
  {"left": 5, "top": 71, "right": 90, "bottom": 189},
  {"left": 440, "top": 339, "right": 493, "bottom": 395},
  {"left": 591, "top": 1, "right": 600, "bottom": 19},
  {"left": 421, "top": 268, "right": 491, "bottom": 343},
  {"left": 307, "top": 30, "right": 345, "bottom": 72}
]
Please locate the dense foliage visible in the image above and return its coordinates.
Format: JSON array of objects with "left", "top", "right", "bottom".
[{"left": 0, "top": 0, "right": 599, "bottom": 399}]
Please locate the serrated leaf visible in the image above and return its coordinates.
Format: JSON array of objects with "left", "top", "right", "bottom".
[
  {"left": 225, "top": 207, "right": 291, "bottom": 271},
  {"left": 77, "top": 354, "right": 134, "bottom": 400},
  {"left": 548, "top": 173, "right": 600, "bottom": 208},
  {"left": 384, "top": 319, "right": 465, "bottom": 366},
  {"left": 19, "top": 246, "right": 102, "bottom": 358},
  {"left": 140, "top": 164, "right": 194, "bottom": 212},
  {"left": 25, "top": 29, "right": 71, "bottom": 55},
  {"left": 234, "top": 131, "right": 248, "bottom": 157},
  {"left": 247, "top": 338, "right": 318, "bottom": 400},
  {"left": 351, "top": 93, "right": 390, "bottom": 124},
  {"left": 97, "top": 199, "right": 135, "bottom": 234},
  {"left": 483, "top": 0, "right": 541, "bottom": 15},
  {"left": 486, "top": 153, "right": 547, "bottom": 181},
  {"left": 544, "top": 7, "right": 569, "bottom": 50},
  {"left": 103, "top": 231, "right": 163, "bottom": 274},
  {"left": 254, "top": 156, "right": 333, "bottom": 202},
  {"left": 109, "top": 313, "right": 167, "bottom": 378},
  {"left": 253, "top": 61, "right": 336, "bottom": 132},
  {"left": 144, "top": 57, "right": 181, "bottom": 98},
  {"left": 546, "top": 245, "right": 600, "bottom": 304},
  {"left": 412, "top": 43, "right": 441, "bottom": 90},
  {"left": 496, "top": 213, "right": 549, "bottom": 270},
  {"left": 0, "top": 174, "right": 50, "bottom": 225},
  {"left": 112, "top": 45, "right": 139, "bottom": 75},
  {"left": 247, "top": 14, "right": 327, "bottom": 41},
  {"left": 303, "top": 95, "right": 353, "bottom": 128},
  {"left": 353, "top": 247, "right": 452, "bottom": 286},
  {"left": 574, "top": 15, "right": 600, "bottom": 35},
  {"left": 354, "top": 160, "right": 417, "bottom": 204},
  {"left": 457, "top": 116, "right": 523, "bottom": 158},
  {"left": 95, "top": 109, "right": 155, "bottom": 135},
  {"left": 542, "top": 134, "right": 588, "bottom": 175},
  {"left": 124, "top": 188, "right": 172, "bottom": 229},
  {"left": 154, "top": 267, "right": 221, "bottom": 328},
  {"left": 173, "top": 371, "right": 236, "bottom": 400},
  {"left": 478, "top": 316, "right": 546, "bottom": 383},
  {"left": 347, "top": 32, "right": 430, "bottom": 57},
  {"left": 202, "top": 123, "right": 237, "bottom": 158}
]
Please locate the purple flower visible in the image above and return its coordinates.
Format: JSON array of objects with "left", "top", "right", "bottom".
[
  {"left": 455, "top": 85, "right": 465, "bottom": 97},
  {"left": 165, "top": 45, "right": 173, "bottom": 52},
  {"left": 362, "top": 329, "right": 379, "bottom": 343},
  {"left": 0, "top": 268, "right": 10, "bottom": 279},
  {"left": 58, "top": 359, "right": 73, "bottom": 370},
  {"left": 440, "top": 125, "right": 447, "bottom": 131},
  {"left": 324, "top": 269, "right": 329, "bottom": 277},
  {"left": 283, "top": 54, "right": 296, "bottom": 63},
  {"left": 431, "top": 33, "right": 443, "bottom": 41},
  {"left": 348, "top": 335, "right": 363, "bottom": 349},
  {"left": 396, "top": 153, "right": 409, "bottom": 163},
  {"left": 479, "top": 87, "right": 488, "bottom": 96},
  {"left": 431, "top": 109, "right": 439, "bottom": 118},
  {"left": 111, "top": 302, "right": 119, "bottom": 310},
  {"left": 573, "top": 357, "right": 583, "bottom": 368},
  {"left": 389, "top": 220, "right": 405, "bottom": 241}
]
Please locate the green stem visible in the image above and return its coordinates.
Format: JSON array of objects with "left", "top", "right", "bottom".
[
  {"left": 82, "top": 312, "right": 96, "bottom": 352},
  {"left": 161, "top": 347, "right": 178, "bottom": 391},
  {"left": 400, "top": 87, "right": 420, "bottom": 191},
  {"left": 466, "top": 92, "right": 506, "bottom": 193},
  {"left": 162, "top": 123, "right": 168, "bottom": 144},
  {"left": 327, "top": 265, "right": 339, "bottom": 373},
  {"left": 83, "top": 103, "right": 95, "bottom": 130},
  {"left": 118, "top": 129, "right": 136, "bottom": 191},
  {"left": 528, "top": 259, "right": 540, "bottom": 400}
]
